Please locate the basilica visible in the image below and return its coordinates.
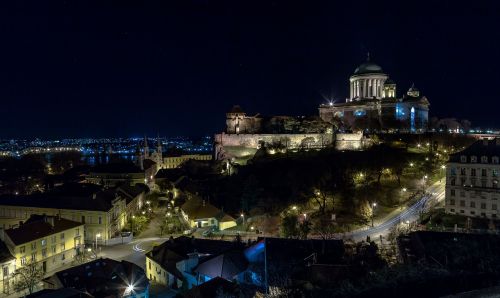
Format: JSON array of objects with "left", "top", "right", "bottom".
[{"left": 319, "top": 56, "right": 430, "bottom": 132}]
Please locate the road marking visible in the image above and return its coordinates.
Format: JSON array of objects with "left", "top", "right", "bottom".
[{"left": 132, "top": 243, "right": 146, "bottom": 252}]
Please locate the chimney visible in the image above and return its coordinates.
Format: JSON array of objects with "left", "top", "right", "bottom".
[{"left": 44, "top": 216, "right": 54, "bottom": 228}]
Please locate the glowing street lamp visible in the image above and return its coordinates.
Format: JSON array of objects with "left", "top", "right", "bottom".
[
  {"left": 291, "top": 206, "right": 297, "bottom": 210},
  {"left": 303, "top": 213, "right": 307, "bottom": 220},
  {"left": 409, "top": 163, "right": 414, "bottom": 167},
  {"left": 95, "top": 233, "right": 101, "bottom": 251},
  {"left": 371, "top": 203, "right": 377, "bottom": 227}
]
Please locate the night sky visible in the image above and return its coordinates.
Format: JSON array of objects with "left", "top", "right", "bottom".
[{"left": 1, "top": 1, "right": 500, "bottom": 138}]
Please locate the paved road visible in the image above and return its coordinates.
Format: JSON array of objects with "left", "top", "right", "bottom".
[{"left": 346, "top": 181, "right": 445, "bottom": 241}]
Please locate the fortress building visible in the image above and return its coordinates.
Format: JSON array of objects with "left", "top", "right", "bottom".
[{"left": 319, "top": 55, "right": 430, "bottom": 132}]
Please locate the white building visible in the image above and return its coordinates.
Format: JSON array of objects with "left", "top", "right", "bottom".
[{"left": 445, "top": 138, "right": 500, "bottom": 219}]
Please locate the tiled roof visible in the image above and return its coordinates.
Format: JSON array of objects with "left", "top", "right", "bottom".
[
  {"left": 53, "top": 258, "right": 148, "bottom": 297},
  {"left": 0, "top": 184, "right": 118, "bottom": 212},
  {"left": 184, "top": 277, "right": 240, "bottom": 298},
  {"left": 0, "top": 240, "right": 14, "bottom": 263},
  {"left": 194, "top": 249, "right": 248, "bottom": 280},
  {"left": 5, "top": 215, "right": 82, "bottom": 245},
  {"left": 449, "top": 138, "right": 500, "bottom": 162},
  {"left": 181, "top": 198, "right": 222, "bottom": 220},
  {"left": 147, "top": 236, "right": 238, "bottom": 271}
]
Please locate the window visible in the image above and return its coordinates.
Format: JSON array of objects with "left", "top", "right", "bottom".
[
  {"left": 61, "top": 253, "right": 65, "bottom": 261},
  {"left": 481, "top": 212, "right": 486, "bottom": 217},
  {"left": 471, "top": 178, "right": 476, "bottom": 186},
  {"left": 98, "top": 217, "right": 102, "bottom": 225},
  {"left": 450, "top": 209, "right": 455, "bottom": 212},
  {"left": 451, "top": 168, "right": 456, "bottom": 176},
  {"left": 51, "top": 236, "right": 56, "bottom": 243},
  {"left": 461, "top": 155, "right": 467, "bottom": 163},
  {"left": 494, "top": 170, "right": 499, "bottom": 177},
  {"left": 482, "top": 180, "right": 487, "bottom": 188},
  {"left": 461, "top": 168, "right": 466, "bottom": 175},
  {"left": 482, "top": 169, "right": 487, "bottom": 177},
  {"left": 75, "top": 229, "right": 80, "bottom": 236},
  {"left": 41, "top": 239, "right": 46, "bottom": 247},
  {"left": 31, "top": 242, "right": 36, "bottom": 250},
  {"left": 52, "top": 246, "right": 56, "bottom": 254},
  {"left": 148, "top": 261, "right": 151, "bottom": 270},
  {"left": 470, "top": 201, "right": 476, "bottom": 208},
  {"left": 460, "top": 191, "right": 465, "bottom": 197},
  {"left": 460, "top": 200, "right": 465, "bottom": 207},
  {"left": 31, "top": 253, "right": 36, "bottom": 262},
  {"left": 3, "top": 267, "right": 8, "bottom": 278},
  {"left": 493, "top": 157, "right": 499, "bottom": 164},
  {"left": 450, "top": 199, "right": 456, "bottom": 205},
  {"left": 81, "top": 216, "right": 85, "bottom": 224},
  {"left": 471, "top": 156, "right": 477, "bottom": 163},
  {"left": 20, "top": 246, "right": 25, "bottom": 254},
  {"left": 494, "top": 214, "right": 498, "bottom": 218},
  {"left": 481, "top": 156, "right": 488, "bottom": 163},
  {"left": 20, "top": 257, "right": 26, "bottom": 266},
  {"left": 460, "top": 210, "right": 465, "bottom": 213},
  {"left": 451, "top": 189, "right": 456, "bottom": 196},
  {"left": 461, "top": 178, "right": 466, "bottom": 185},
  {"left": 41, "top": 248, "right": 47, "bottom": 258},
  {"left": 471, "top": 169, "right": 476, "bottom": 176},
  {"left": 451, "top": 178, "right": 456, "bottom": 186},
  {"left": 61, "top": 243, "right": 65, "bottom": 251},
  {"left": 60, "top": 233, "right": 65, "bottom": 240},
  {"left": 481, "top": 203, "right": 487, "bottom": 209},
  {"left": 471, "top": 211, "right": 475, "bottom": 215}
]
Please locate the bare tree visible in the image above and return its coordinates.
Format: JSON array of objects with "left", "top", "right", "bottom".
[{"left": 13, "top": 260, "right": 44, "bottom": 295}]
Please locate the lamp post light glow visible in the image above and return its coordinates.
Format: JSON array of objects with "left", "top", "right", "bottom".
[
  {"left": 292, "top": 206, "right": 297, "bottom": 210},
  {"left": 95, "top": 233, "right": 101, "bottom": 251},
  {"left": 303, "top": 213, "right": 307, "bottom": 220},
  {"left": 371, "top": 203, "right": 377, "bottom": 227},
  {"left": 410, "top": 163, "right": 414, "bottom": 167}
]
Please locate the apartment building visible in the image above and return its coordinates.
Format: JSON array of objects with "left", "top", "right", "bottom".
[{"left": 445, "top": 138, "right": 500, "bottom": 219}]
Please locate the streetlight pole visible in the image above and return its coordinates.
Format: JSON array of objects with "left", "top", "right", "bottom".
[
  {"left": 440, "top": 165, "right": 446, "bottom": 182},
  {"left": 95, "top": 233, "right": 101, "bottom": 252},
  {"left": 371, "top": 203, "right": 377, "bottom": 227}
]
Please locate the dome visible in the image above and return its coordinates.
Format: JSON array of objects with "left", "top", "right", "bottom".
[{"left": 353, "top": 62, "right": 384, "bottom": 75}]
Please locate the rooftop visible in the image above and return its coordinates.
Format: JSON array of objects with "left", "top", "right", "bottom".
[
  {"left": 449, "top": 138, "right": 500, "bottom": 162},
  {"left": 5, "top": 215, "right": 82, "bottom": 246},
  {"left": 52, "top": 258, "right": 148, "bottom": 297},
  {"left": 0, "top": 183, "right": 122, "bottom": 212}
]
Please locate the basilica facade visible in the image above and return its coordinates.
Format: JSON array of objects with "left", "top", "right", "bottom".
[{"left": 319, "top": 57, "right": 430, "bottom": 132}]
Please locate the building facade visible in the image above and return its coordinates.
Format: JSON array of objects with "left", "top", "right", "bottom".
[
  {"left": 0, "top": 184, "right": 146, "bottom": 243},
  {"left": 445, "top": 138, "right": 500, "bottom": 219},
  {"left": 163, "top": 154, "right": 212, "bottom": 169},
  {"left": 0, "top": 215, "right": 84, "bottom": 295},
  {"left": 319, "top": 56, "right": 430, "bottom": 133}
]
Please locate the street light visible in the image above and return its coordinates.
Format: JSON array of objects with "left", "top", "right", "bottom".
[
  {"left": 240, "top": 213, "right": 245, "bottom": 226},
  {"left": 292, "top": 206, "right": 297, "bottom": 210},
  {"left": 303, "top": 213, "right": 307, "bottom": 220},
  {"left": 371, "top": 203, "right": 377, "bottom": 227},
  {"left": 440, "top": 165, "right": 446, "bottom": 182},
  {"left": 95, "top": 233, "right": 101, "bottom": 251}
]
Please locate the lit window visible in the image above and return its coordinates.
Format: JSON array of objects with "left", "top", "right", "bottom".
[
  {"left": 471, "top": 156, "right": 477, "bottom": 163},
  {"left": 41, "top": 239, "right": 46, "bottom": 247}
]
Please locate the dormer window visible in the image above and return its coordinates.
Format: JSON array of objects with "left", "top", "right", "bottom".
[
  {"left": 481, "top": 156, "right": 488, "bottom": 163},
  {"left": 471, "top": 156, "right": 477, "bottom": 163},
  {"left": 493, "top": 156, "right": 499, "bottom": 164},
  {"left": 460, "top": 155, "right": 467, "bottom": 163}
]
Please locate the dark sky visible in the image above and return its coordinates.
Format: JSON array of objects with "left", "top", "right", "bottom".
[{"left": 1, "top": 1, "right": 500, "bottom": 138}]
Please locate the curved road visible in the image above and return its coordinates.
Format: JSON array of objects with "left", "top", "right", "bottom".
[{"left": 347, "top": 181, "right": 445, "bottom": 241}]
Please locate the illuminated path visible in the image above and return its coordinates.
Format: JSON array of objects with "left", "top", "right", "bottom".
[{"left": 346, "top": 181, "right": 445, "bottom": 242}]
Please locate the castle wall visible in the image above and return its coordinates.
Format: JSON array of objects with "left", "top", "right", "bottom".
[{"left": 214, "top": 132, "right": 333, "bottom": 150}]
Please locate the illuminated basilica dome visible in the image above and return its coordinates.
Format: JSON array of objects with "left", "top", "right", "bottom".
[{"left": 349, "top": 54, "right": 388, "bottom": 101}]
